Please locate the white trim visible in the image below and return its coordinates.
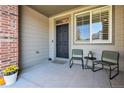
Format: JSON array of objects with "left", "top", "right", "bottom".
[
  {"left": 109, "top": 5, "right": 112, "bottom": 43},
  {"left": 90, "top": 11, "right": 92, "bottom": 43},
  {"left": 74, "top": 6, "right": 112, "bottom": 44}
]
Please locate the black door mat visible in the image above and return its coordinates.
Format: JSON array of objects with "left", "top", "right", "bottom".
[{"left": 51, "top": 60, "right": 67, "bottom": 64}]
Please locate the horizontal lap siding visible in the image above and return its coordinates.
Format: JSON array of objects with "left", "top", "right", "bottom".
[{"left": 20, "top": 6, "right": 49, "bottom": 69}]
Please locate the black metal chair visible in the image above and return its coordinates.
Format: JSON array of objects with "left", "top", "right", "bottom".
[
  {"left": 93, "top": 50, "right": 120, "bottom": 79},
  {"left": 69, "top": 49, "right": 84, "bottom": 69}
]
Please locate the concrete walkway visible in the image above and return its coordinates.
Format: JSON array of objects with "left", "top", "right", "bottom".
[{"left": 1, "top": 60, "right": 124, "bottom": 88}]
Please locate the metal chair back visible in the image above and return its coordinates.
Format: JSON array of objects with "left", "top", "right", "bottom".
[
  {"left": 72, "top": 49, "right": 83, "bottom": 58},
  {"left": 102, "top": 51, "right": 119, "bottom": 64}
]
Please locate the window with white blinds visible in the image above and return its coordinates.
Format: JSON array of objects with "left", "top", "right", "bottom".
[
  {"left": 74, "top": 6, "right": 112, "bottom": 44},
  {"left": 76, "top": 12, "right": 90, "bottom": 42}
]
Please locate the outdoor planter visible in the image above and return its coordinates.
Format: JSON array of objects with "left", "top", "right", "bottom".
[
  {"left": 3, "top": 72, "right": 18, "bottom": 86},
  {"left": 2, "top": 65, "right": 18, "bottom": 86}
]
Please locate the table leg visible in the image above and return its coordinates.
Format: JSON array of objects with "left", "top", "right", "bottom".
[
  {"left": 85, "top": 59, "right": 88, "bottom": 69},
  {"left": 92, "top": 60, "right": 94, "bottom": 72}
]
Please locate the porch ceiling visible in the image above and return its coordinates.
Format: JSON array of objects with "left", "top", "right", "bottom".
[{"left": 28, "top": 5, "right": 81, "bottom": 17}]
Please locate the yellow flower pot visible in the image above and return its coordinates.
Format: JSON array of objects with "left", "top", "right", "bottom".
[{"left": 0, "top": 77, "right": 5, "bottom": 86}]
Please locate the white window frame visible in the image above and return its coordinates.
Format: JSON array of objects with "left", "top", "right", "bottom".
[{"left": 74, "top": 6, "right": 112, "bottom": 44}]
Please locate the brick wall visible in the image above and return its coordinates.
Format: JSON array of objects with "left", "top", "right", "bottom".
[{"left": 0, "top": 6, "right": 18, "bottom": 72}]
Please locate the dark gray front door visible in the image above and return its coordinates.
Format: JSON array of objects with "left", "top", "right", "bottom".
[{"left": 56, "top": 24, "right": 69, "bottom": 58}]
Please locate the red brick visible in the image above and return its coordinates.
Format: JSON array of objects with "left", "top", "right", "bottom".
[{"left": 0, "top": 5, "right": 18, "bottom": 72}]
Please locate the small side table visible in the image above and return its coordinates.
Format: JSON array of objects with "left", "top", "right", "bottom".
[{"left": 84, "top": 56, "right": 96, "bottom": 71}]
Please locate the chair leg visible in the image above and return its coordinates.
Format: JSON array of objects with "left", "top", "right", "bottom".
[
  {"left": 92, "top": 63, "right": 103, "bottom": 72},
  {"left": 69, "top": 58, "right": 84, "bottom": 69},
  {"left": 81, "top": 59, "right": 84, "bottom": 70},
  {"left": 69, "top": 58, "right": 73, "bottom": 68},
  {"left": 69, "top": 58, "right": 72, "bottom": 66},
  {"left": 109, "top": 65, "right": 119, "bottom": 80},
  {"left": 117, "top": 64, "right": 119, "bottom": 75},
  {"left": 109, "top": 66, "right": 111, "bottom": 79}
]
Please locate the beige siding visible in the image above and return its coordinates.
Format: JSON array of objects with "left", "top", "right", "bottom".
[
  {"left": 49, "top": 5, "right": 124, "bottom": 71},
  {"left": 20, "top": 6, "right": 49, "bottom": 69},
  {"left": 114, "top": 6, "right": 124, "bottom": 71}
]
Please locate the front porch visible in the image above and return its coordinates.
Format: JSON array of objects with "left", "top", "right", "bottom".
[
  {"left": 0, "top": 5, "right": 124, "bottom": 88},
  {"left": 2, "top": 60, "right": 124, "bottom": 88}
]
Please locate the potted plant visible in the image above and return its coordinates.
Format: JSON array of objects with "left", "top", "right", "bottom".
[{"left": 2, "top": 65, "right": 18, "bottom": 86}]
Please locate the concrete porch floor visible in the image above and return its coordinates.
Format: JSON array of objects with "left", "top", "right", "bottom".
[{"left": 2, "top": 60, "right": 124, "bottom": 88}]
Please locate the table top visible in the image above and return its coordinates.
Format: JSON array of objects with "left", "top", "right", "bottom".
[{"left": 84, "top": 56, "right": 96, "bottom": 60}]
